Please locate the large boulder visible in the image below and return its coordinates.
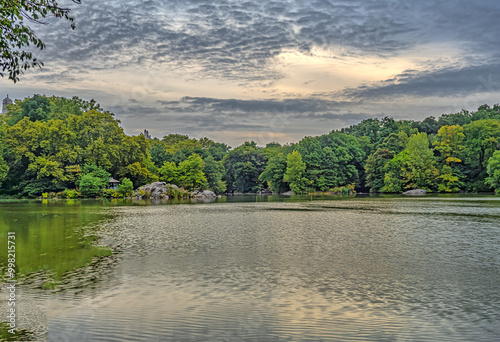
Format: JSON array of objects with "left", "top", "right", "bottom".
[
  {"left": 402, "top": 189, "right": 427, "bottom": 196},
  {"left": 135, "top": 182, "right": 177, "bottom": 199},
  {"left": 194, "top": 190, "right": 217, "bottom": 198}
]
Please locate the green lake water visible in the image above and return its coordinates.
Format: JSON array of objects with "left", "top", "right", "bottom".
[{"left": 0, "top": 195, "right": 499, "bottom": 341}]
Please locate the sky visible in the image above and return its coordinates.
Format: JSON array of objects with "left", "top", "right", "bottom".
[{"left": 2, "top": 0, "right": 500, "bottom": 146}]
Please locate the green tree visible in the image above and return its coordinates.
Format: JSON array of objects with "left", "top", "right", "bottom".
[
  {"left": 162, "top": 134, "right": 190, "bottom": 145},
  {"left": 486, "top": 151, "right": 500, "bottom": 193},
  {"left": 117, "top": 177, "right": 134, "bottom": 196},
  {"left": 203, "top": 155, "right": 226, "bottom": 194},
  {"left": 0, "top": 119, "right": 9, "bottom": 187},
  {"left": 381, "top": 151, "right": 408, "bottom": 193},
  {"left": 177, "top": 154, "right": 207, "bottom": 190},
  {"left": 118, "top": 162, "right": 157, "bottom": 188},
  {"left": 437, "top": 165, "right": 464, "bottom": 193},
  {"left": 259, "top": 152, "right": 289, "bottom": 193},
  {"left": 159, "top": 162, "right": 179, "bottom": 185},
  {"left": 462, "top": 119, "right": 500, "bottom": 191},
  {"left": 79, "top": 174, "right": 104, "bottom": 197},
  {"left": 223, "top": 143, "right": 268, "bottom": 193},
  {"left": 365, "top": 148, "right": 394, "bottom": 192},
  {"left": 297, "top": 132, "right": 365, "bottom": 191},
  {"left": 77, "top": 164, "right": 110, "bottom": 196},
  {"left": 413, "top": 116, "right": 440, "bottom": 135},
  {"left": 150, "top": 140, "right": 169, "bottom": 167},
  {"left": 401, "top": 133, "right": 439, "bottom": 190},
  {"left": 365, "top": 131, "right": 409, "bottom": 192},
  {"left": 284, "top": 150, "right": 307, "bottom": 194},
  {"left": 0, "top": 0, "right": 81, "bottom": 82}
]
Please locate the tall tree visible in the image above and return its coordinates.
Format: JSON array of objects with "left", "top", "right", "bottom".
[
  {"left": 284, "top": 150, "right": 307, "bottom": 194},
  {"left": 401, "top": 133, "right": 439, "bottom": 190},
  {"left": 259, "top": 152, "right": 289, "bottom": 194},
  {"left": 433, "top": 125, "right": 465, "bottom": 192},
  {"left": 177, "top": 154, "right": 207, "bottom": 190},
  {"left": 462, "top": 119, "right": 500, "bottom": 191},
  {"left": 223, "top": 143, "right": 268, "bottom": 193}
]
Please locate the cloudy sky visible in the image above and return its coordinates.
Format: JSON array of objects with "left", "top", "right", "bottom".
[{"left": 2, "top": 0, "right": 500, "bottom": 146}]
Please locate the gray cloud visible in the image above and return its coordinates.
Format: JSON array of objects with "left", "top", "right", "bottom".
[
  {"left": 339, "top": 63, "right": 500, "bottom": 100},
  {"left": 5, "top": 0, "right": 500, "bottom": 145}
]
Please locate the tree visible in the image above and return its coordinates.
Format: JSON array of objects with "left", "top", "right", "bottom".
[
  {"left": 223, "top": 143, "right": 268, "bottom": 193},
  {"left": 177, "top": 154, "right": 207, "bottom": 190},
  {"left": 365, "top": 131, "right": 409, "bottom": 192},
  {"left": 297, "top": 132, "right": 365, "bottom": 191},
  {"left": 203, "top": 155, "right": 226, "bottom": 194},
  {"left": 433, "top": 125, "right": 465, "bottom": 164},
  {"left": 462, "top": 119, "right": 500, "bottom": 191},
  {"left": 381, "top": 151, "right": 408, "bottom": 193},
  {"left": 283, "top": 150, "right": 307, "bottom": 194},
  {"left": 1, "top": 0, "right": 81, "bottom": 82},
  {"left": 433, "top": 125, "right": 465, "bottom": 192},
  {"left": 486, "top": 151, "right": 500, "bottom": 193},
  {"left": 118, "top": 162, "right": 157, "bottom": 188},
  {"left": 117, "top": 177, "right": 134, "bottom": 196},
  {"left": 365, "top": 148, "right": 393, "bottom": 192},
  {"left": 259, "top": 152, "right": 289, "bottom": 193},
  {"left": 79, "top": 174, "right": 103, "bottom": 197},
  {"left": 159, "top": 162, "right": 179, "bottom": 185},
  {"left": 0, "top": 116, "right": 9, "bottom": 181},
  {"left": 413, "top": 116, "right": 440, "bottom": 135},
  {"left": 150, "top": 141, "right": 169, "bottom": 167},
  {"left": 401, "top": 133, "right": 439, "bottom": 190}
]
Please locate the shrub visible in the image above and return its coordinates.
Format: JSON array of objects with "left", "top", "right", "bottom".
[
  {"left": 79, "top": 174, "right": 104, "bottom": 197},
  {"left": 63, "top": 189, "right": 80, "bottom": 198},
  {"left": 117, "top": 177, "right": 134, "bottom": 196}
]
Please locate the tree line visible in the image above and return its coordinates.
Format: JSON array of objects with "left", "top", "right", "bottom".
[{"left": 0, "top": 95, "right": 499, "bottom": 197}]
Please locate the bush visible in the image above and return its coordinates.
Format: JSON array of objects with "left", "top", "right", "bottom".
[
  {"left": 117, "top": 177, "right": 134, "bottom": 196},
  {"left": 79, "top": 175, "right": 103, "bottom": 197},
  {"left": 63, "top": 189, "right": 80, "bottom": 198},
  {"left": 102, "top": 189, "right": 123, "bottom": 198}
]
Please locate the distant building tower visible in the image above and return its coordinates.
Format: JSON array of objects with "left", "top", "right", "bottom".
[
  {"left": 142, "top": 129, "right": 152, "bottom": 139},
  {"left": 2, "top": 95, "right": 12, "bottom": 114}
]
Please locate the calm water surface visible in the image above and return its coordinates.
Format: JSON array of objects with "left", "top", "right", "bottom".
[{"left": 1, "top": 195, "right": 500, "bottom": 341}]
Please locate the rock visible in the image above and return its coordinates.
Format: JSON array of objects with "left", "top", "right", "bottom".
[
  {"left": 402, "top": 189, "right": 427, "bottom": 196},
  {"left": 194, "top": 190, "right": 217, "bottom": 198},
  {"left": 134, "top": 182, "right": 174, "bottom": 199},
  {"left": 259, "top": 188, "right": 272, "bottom": 195},
  {"left": 281, "top": 190, "right": 293, "bottom": 196}
]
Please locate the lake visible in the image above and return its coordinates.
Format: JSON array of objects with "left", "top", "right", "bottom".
[{"left": 1, "top": 195, "right": 499, "bottom": 341}]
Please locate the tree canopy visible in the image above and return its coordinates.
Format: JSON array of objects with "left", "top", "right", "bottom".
[
  {"left": 0, "top": 0, "right": 81, "bottom": 82},
  {"left": 1, "top": 95, "right": 500, "bottom": 197}
]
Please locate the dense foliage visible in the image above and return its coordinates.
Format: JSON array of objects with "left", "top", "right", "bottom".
[
  {"left": 0, "top": 0, "right": 81, "bottom": 82},
  {"left": 1, "top": 95, "right": 500, "bottom": 197}
]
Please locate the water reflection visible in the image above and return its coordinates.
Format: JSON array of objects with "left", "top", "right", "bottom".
[{"left": 2, "top": 196, "right": 500, "bottom": 341}]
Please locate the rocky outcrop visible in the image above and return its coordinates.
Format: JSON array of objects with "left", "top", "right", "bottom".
[
  {"left": 193, "top": 190, "right": 217, "bottom": 198},
  {"left": 402, "top": 189, "right": 427, "bottom": 196},
  {"left": 134, "top": 182, "right": 178, "bottom": 199},
  {"left": 281, "top": 190, "right": 293, "bottom": 196}
]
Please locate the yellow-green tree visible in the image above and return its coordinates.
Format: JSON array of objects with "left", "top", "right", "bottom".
[
  {"left": 284, "top": 150, "right": 307, "bottom": 194},
  {"left": 433, "top": 125, "right": 465, "bottom": 192},
  {"left": 401, "top": 133, "right": 438, "bottom": 190}
]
